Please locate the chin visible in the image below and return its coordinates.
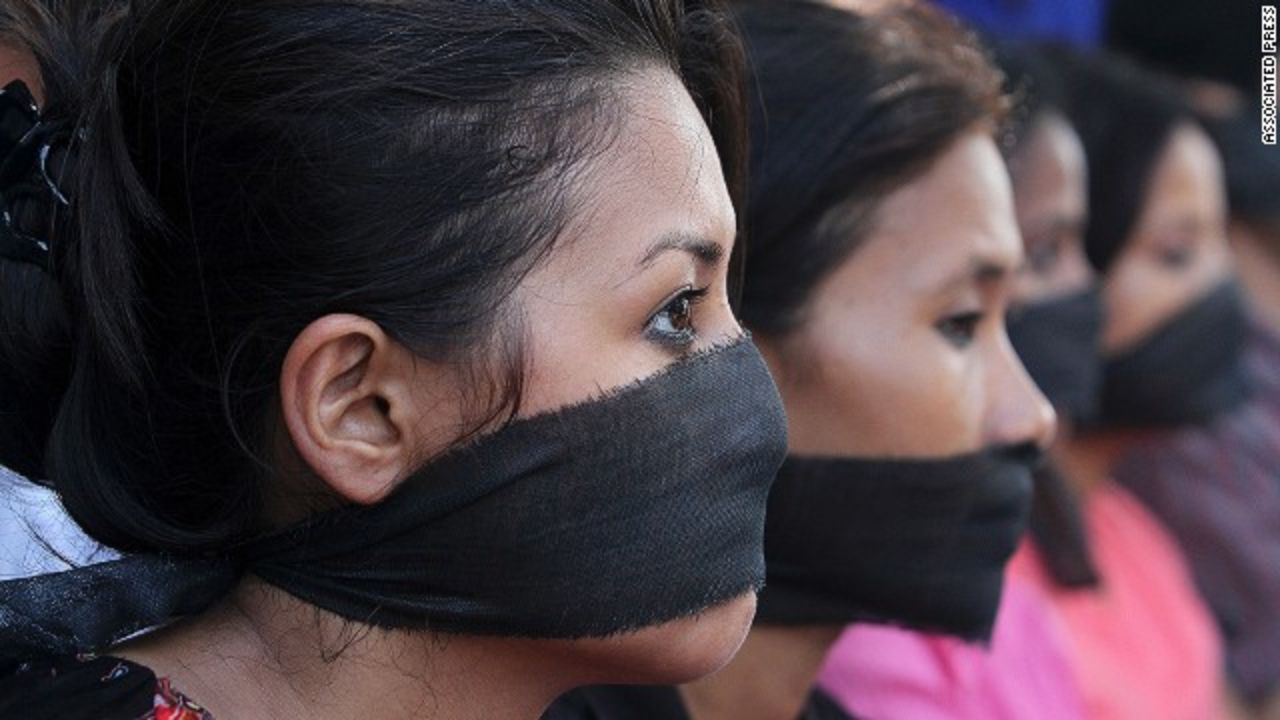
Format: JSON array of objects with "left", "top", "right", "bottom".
[{"left": 550, "top": 590, "right": 759, "bottom": 686}]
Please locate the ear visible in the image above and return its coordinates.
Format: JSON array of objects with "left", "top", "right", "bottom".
[{"left": 280, "top": 314, "right": 422, "bottom": 505}]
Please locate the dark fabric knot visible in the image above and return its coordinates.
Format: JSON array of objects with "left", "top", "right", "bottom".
[{"left": 0, "top": 79, "right": 73, "bottom": 271}]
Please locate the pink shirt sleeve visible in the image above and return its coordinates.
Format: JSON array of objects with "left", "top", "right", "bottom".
[
  {"left": 1009, "top": 483, "right": 1226, "bottom": 720},
  {"left": 818, "top": 574, "right": 1085, "bottom": 720}
]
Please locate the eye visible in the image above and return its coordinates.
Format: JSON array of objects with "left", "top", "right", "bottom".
[
  {"left": 1156, "top": 245, "right": 1194, "bottom": 269},
  {"left": 1152, "top": 234, "right": 1196, "bottom": 269},
  {"left": 1026, "top": 228, "right": 1078, "bottom": 277},
  {"left": 645, "top": 286, "right": 709, "bottom": 350},
  {"left": 1024, "top": 233, "right": 1061, "bottom": 275},
  {"left": 936, "top": 311, "right": 983, "bottom": 348}
]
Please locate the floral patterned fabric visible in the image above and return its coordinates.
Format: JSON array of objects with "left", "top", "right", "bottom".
[
  {"left": 150, "top": 676, "right": 214, "bottom": 720},
  {"left": 0, "top": 654, "right": 213, "bottom": 720}
]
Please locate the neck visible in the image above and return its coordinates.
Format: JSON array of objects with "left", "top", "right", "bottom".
[
  {"left": 679, "top": 625, "right": 841, "bottom": 720},
  {"left": 1057, "top": 431, "right": 1139, "bottom": 496},
  {"left": 120, "top": 578, "right": 571, "bottom": 720},
  {"left": 1233, "top": 224, "right": 1280, "bottom": 334}
]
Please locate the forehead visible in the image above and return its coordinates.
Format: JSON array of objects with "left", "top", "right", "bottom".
[
  {"left": 550, "top": 69, "right": 735, "bottom": 278},
  {"left": 1013, "top": 116, "right": 1086, "bottom": 203},
  {"left": 1140, "top": 124, "right": 1225, "bottom": 221},
  {"left": 857, "top": 132, "right": 1022, "bottom": 293}
]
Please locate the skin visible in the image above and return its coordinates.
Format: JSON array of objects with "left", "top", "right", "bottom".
[
  {"left": 0, "top": 39, "right": 41, "bottom": 104},
  {"left": 1232, "top": 220, "right": 1280, "bottom": 335},
  {"left": 679, "top": 130, "right": 1057, "bottom": 720},
  {"left": 119, "top": 68, "right": 755, "bottom": 719}
]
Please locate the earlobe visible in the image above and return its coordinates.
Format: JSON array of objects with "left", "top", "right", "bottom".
[{"left": 280, "top": 314, "right": 415, "bottom": 505}]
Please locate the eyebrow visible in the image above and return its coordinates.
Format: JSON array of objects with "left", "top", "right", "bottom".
[
  {"left": 939, "top": 255, "right": 1016, "bottom": 293},
  {"left": 1026, "top": 214, "right": 1085, "bottom": 238},
  {"left": 637, "top": 232, "right": 726, "bottom": 269},
  {"left": 1149, "top": 215, "right": 1202, "bottom": 237}
]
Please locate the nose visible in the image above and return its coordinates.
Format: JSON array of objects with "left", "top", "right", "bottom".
[{"left": 984, "top": 330, "right": 1058, "bottom": 450}]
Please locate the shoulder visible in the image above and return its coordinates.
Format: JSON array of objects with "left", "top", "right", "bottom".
[
  {"left": 1088, "top": 483, "right": 1182, "bottom": 555},
  {"left": 804, "top": 687, "right": 859, "bottom": 720}
]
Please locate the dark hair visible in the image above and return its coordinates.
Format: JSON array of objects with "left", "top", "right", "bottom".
[
  {"left": 1048, "top": 47, "right": 1197, "bottom": 273},
  {"left": 1107, "top": 0, "right": 1259, "bottom": 99},
  {"left": 1202, "top": 111, "right": 1280, "bottom": 240},
  {"left": 728, "top": 0, "right": 1007, "bottom": 336},
  {"left": 0, "top": 0, "right": 746, "bottom": 554},
  {"left": 986, "top": 39, "right": 1067, "bottom": 158}
]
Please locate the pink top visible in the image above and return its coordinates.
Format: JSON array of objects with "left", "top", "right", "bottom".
[
  {"left": 1009, "top": 483, "right": 1225, "bottom": 720},
  {"left": 817, "top": 574, "right": 1085, "bottom": 720}
]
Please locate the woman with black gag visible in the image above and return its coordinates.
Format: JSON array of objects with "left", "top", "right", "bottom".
[
  {"left": 545, "top": 3, "right": 1056, "bottom": 719},
  {"left": 1005, "top": 49, "right": 1234, "bottom": 719},
  {"left": 998, "top": 41, "right": 1103, "bottom": 595},
  {"left": 0, "top": 1, "right": 790, "bottom": 718},
  {"left": 815, "top": 41, "right": 1097, "bottom": 720}
]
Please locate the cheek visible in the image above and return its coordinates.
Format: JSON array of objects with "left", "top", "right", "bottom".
[
  {"left": 515, "top": 293, "right": 668, "bottom": 418},
  {"left": 785, "top": 313, "right": 984, "bottom": 458},
  {"left": 1012, "top": 268, "right": 1051, "bottom": 306},
  {"left": 514, "top": 283, "right": 743, "bottom": 419},
  {"left": 1058, "top": 243, "right": 1095, "bottom": 291},
  {"left": 1101, "top": 255, "right": 1202, "bottom": 352},
  {"left": 544, "top": 592, "right": 758, "bottom": 685}
]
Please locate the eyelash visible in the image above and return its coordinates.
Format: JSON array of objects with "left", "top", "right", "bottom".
[
  {"left": 936, "top": 311, "right": 983, "bottom": 348},
  {"left": 1026, "top": 232, "right": 1066, "bottom": 275},
  {"left": 645, "top": 285, "right": 710, "bottom": 350},
  {"left": 1155, "top": 242, "right": 1195, "bottom": 269}
]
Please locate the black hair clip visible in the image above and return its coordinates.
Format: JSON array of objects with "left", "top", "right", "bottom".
[{"left": 0, "top": 79, "right": 71, "bottom": 271}]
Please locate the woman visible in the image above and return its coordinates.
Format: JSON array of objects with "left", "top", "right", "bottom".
[
  {"left": 547, "top": 2, "right": 1055, "bottom": 718},
  {"left": 0, "top": 1, "right": 788, "bottom": 717},
  {"left": 1110, "top": 105, "right": 1280, "bottom": 716},
  {"left": 816, "top": 41, "right": 1092, "bottom": 720},
  {"left": 1007, "top": 49, "right": 1234, "bottom": 720}
]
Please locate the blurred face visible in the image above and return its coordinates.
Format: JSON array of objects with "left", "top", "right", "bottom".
[
  {"left": 763, "top": 131, "right": 1056, "bottom": 459},
  {"left": 1101, "top": 124, "right": 1232, "bottom": 353},
  {"left": 1010, "top": 113, "right": 1092, "bottom": 306}
]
